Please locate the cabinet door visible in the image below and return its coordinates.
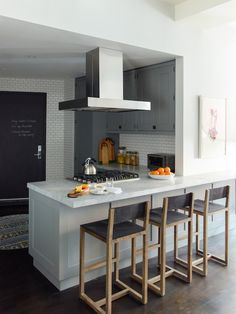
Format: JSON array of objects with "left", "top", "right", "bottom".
[
  {"left": 138, "top": 66, "right": 158, "bottom": 131},
  {"left": 123, "top": 70, "right": 141, "bottom": 131},
  {"left": 75, "top": 76, "right": 86, "bottom": 99},
  {"left": 156, "top": 64, "right": 175, "bottom": 132},
  {"left": 123, "top": 70, "right": 138, "bottom": 101},
  {"left": 106, "top": 112, "right": 123, "bottom": 132},
  {"left": 138, "top": 62, "right": 175, "bottom": 132}
]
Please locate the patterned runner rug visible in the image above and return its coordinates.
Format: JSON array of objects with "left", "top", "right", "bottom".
[{"left": 0, "top": 214, "right": 28, "bottom": 250}]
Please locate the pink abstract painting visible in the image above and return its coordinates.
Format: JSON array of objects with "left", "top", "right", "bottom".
[{"left": 199, "top": 96, "right": 226, "bottom": 158}]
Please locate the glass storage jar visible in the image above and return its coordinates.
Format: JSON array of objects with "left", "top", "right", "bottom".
[
  {"left": 125, "top": 151, "right": 131, "bottom": 165},
  {"left": 130, "top": 151, "right": 139, "bottom": 166},
  {"left": 117, "top": 146, "right": 126, "bottom": 164}
]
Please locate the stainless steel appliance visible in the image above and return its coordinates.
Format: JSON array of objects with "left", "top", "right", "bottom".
[
  {"left": 147, "top": 153, "right": 175, "bottom": 172},
  {"left": 72, "top": 169, "right": 139, "bottom": 184},
  {"left": 59, "top": 47, "right": 150, "bottom": 112}
]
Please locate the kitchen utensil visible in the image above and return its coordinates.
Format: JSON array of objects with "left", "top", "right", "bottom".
[
  {"left": 99, "top": 138, "right": 115, "bottom": 164},
  {"left": 83, "top": 158, "right": 97, "bottom": 175},
  {"left": 101, "top": 143, "right": 109, "bottom": 164}
]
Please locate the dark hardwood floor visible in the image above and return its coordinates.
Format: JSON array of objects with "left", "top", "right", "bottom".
[{"left": 0, "top": 227, "right": 235, "bottom": 314}]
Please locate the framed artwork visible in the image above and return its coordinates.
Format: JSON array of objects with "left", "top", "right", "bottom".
[{"left": 198, "top": 96, "right": 227, "bottom": 158}]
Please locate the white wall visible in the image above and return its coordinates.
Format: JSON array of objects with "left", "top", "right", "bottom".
[
  {"left": 0, "top": 77, "right": 74, "bottom": 180},
  {"left": 1, "top": 0, "right": 236, "bottom": 175}
]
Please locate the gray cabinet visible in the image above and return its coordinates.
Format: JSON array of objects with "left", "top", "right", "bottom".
[
  {"left": 106, "top": 60, "right": 175, "bottom": 133},
  {"left": 75, "top": 76, "right": 86, "bottom": 99},
  {"left": 106, "top": 112, "right": 123, "bottom": 132}
]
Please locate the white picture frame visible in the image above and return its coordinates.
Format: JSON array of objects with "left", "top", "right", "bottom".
[{"left": 198, "top": 96, "right": 227, "bottom": 159}]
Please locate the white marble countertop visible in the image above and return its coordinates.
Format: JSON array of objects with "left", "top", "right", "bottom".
[{"left": 27, "top": 169, "right": 236, "bottom": 208}]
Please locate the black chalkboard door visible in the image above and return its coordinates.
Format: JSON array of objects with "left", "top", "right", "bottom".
[{"left": 0, "top": 91, "right": 46, "bottom": 201}]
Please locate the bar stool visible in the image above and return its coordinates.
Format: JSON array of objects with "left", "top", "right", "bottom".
[
  {"left": 175, "top": 185, "right": 230, "bottom": 276},
  {"left": 131, "top": 192, "right": 194, "bottom": 297},
  {"left": 79, "top": 201, "right": 150, "bottom": 314}
]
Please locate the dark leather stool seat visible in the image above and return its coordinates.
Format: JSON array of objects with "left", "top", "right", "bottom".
[
  {"left": 194, "top": 199, "right": 225, "bottom": 214},
  {"left": 150, "top": 207, "right": 189, "bottom": 225},
  {"left": 82, "top": 219, "right": 144, "bottom": 241}
]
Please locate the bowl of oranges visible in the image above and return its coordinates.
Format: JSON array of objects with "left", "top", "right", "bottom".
[{"left": 148, "top": 167, "right": 175, "bottom": 180}]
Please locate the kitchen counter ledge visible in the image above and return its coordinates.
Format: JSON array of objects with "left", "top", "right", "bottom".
[{"left": 28, "top": 170, "right": 236, "bottom": 208}]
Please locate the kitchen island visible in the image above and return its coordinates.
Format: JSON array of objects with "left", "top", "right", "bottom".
[{"left": 28, "top": 169, "right": 236, "bottom": 291}]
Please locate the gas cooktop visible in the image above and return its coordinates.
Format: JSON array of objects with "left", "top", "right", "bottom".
[{"left": 72, "top": 169, "right": 139, "bottom": 184}]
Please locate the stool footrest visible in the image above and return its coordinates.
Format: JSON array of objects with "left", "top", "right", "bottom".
[
  {"left": 84, "top": 257, "right": 117, "bottom": 273},
  {"left": 165, "top": 265, "right": 189, "bottom": 282},
  {"left": 96, "top": 288, "right": 130, "bottom": 307},
  {"left": 197, "top": 249, "right": 227, "bottom": 265},
  {"left": 80, "top": 293, "right": 105, "bottom": 314},
  {"left": 136, "top": 242, "right": 160, "bottom": 255},
  {"left": 175, "top": 256, "right": 205, "bottom": 276},
  {"left": 115, "top": 279, "right": 143, "bottom": 303},
  {"left": 131, "top": 273, "right": 163, "bottom": 296}
]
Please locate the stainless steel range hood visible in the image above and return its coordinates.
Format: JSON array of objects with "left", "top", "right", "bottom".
[{"left": 59, "top": 47, "right": 151, "bottom": 112}]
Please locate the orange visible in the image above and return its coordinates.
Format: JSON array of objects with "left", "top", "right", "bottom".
[
  {"left": 150, "top": 170, "right": 159, "bottom": 175},
  {"left": 158, "top": 167, "right": 165, "bottom": 175},
  {"left": 164, "top": 167, "right": 171, "bottom": 173},
  {"left": 165, "top": 170, "right": 171, "bottom": 175}
]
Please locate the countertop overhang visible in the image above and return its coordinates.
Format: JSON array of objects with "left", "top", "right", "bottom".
[{"left": 27, "top": 170, "right": 236, "bottom": 209}]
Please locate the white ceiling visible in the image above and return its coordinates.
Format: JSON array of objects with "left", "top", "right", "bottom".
[
  {"left": 1, "top": 0, "right": 236, "bottom": 79},
  {"left": 161, "top": 0, "right": 187, "bottom": 4},
  {"left": 0, "top": 16, "right": 176, "bottom": 79}
]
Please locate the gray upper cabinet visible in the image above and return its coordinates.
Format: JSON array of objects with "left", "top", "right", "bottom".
[
  {"left": 106, "top": 60, "right": 175, "bottom": 133},
  {"left": 106, "top": 112, "right": 123, "bottom": 131},
  {"left": 75, "top": 76, "right": 86, "bottom": 99},
  {"left": 139, "top": 61, "right": 175, "bottom": 132}
]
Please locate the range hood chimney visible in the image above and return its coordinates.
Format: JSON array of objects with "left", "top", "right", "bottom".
[{"left": 59, "top": 47, "right": 151, "bottom": 112}]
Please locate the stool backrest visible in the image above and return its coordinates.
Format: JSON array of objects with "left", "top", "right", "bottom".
[
  {"left": 113, "top": 202, "right": 149, "bottom": 224},
  {"left": 209, "top": 186, "right": 229, "bottom": 201},
  {"left": 107, "top": 201, "right": 150, "bottom": 241},
  {"left": 167, "top": 192, "right": 194, "bottom": 216}
]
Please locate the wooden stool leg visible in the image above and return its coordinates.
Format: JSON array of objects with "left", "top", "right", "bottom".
[
  {"left": 142, "top": 233, "right": 148, "bottom": 304},
  {"left": 187, "top": 220, "right": 193, "bottom": 283},
  {"left": 79, "top": 227, "right": 85, "bottom": 297},
  {"left": 203, "top": 211, "right": 208, "bottom": 276},
  {"left": 131, "top": 238, "right": 137, "bottom": 276},
  {"left": 160, "top": 226, "right": 166, "bottom": 296},
  {"left": 157, "top": 226, "right": 161, "bottom": 267},
  {"left": 114, "top": 242, "right": 120, "bottom": 281},
  {"left": 196, "top": 214, "right": 200, "bottom": 253},
  {"left": 225, "top": 209, "right": 229, "bottom": 265},
  {"left": 106, "top": 240, "right": 113, "bottom": 314},
  {"left": 174, "top": 225, "right": 178, "bottom": 262}
]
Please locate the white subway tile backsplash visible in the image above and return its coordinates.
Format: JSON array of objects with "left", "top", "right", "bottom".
[{"left": 120, "top": 133, "right": 175, "bottom": 166}]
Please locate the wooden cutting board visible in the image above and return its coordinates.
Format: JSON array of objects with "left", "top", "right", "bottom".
[
  {"left": 101, "top": 142, "right": 109, "bottom": 164},
  {"left": 105, "top": 138, "right": 115, "bottom": 161}
]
